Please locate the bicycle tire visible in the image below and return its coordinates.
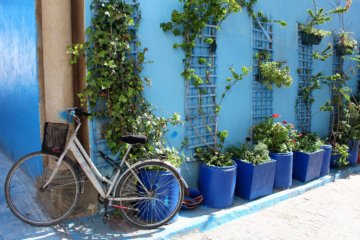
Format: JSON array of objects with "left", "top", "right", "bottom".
[
  {"left": 5, "top": 152, "right": 80, "bottom": 226},
  {"left": 115, "top": 160, "right": 184, "bottom": 229}
]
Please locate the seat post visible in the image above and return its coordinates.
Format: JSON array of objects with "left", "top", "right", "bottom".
[{"left": 119, "top": 144, "right": 132, "bottom": 167}]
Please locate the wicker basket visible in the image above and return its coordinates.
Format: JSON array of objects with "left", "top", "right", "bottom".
[{"left": 42, "top": 122, "right": 69, "bottom": 155}]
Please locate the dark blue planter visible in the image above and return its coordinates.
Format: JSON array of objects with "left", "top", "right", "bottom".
[
  {"left": 320, "top": 145, "right": 332, "bottom": 176},
  {"left": 137, "top": 169, "right": 180, "bottom": 222},
  {"left": 293, "top": 150, "right": 324, "bottom": 182},
  {"left": 233, "top": 158, "right": 276, "bottom": 200},
  {"left": 198, "top": 162, "right": 237, "bottom": 209},
  {"left": 348, "top": 141, "right": 359, "bottom": 165},
  {"left": 269, "top": 152, "right": 293, "bottom": 189}
]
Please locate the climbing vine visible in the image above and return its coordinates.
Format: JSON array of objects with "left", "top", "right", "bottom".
[
  {"left": 68, "top": 0, "right": 181, "bottom": 163},
  {"left": 161, "top": 0, "right": 251, "bottom": 165},
  {"left": 238, "top": 0, "right": 287, "bottom": 26}
]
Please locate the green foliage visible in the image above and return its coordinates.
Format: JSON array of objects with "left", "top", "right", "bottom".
[
  {"left": 312, "top": 43, "right": 333, "bottom": 61},
  {"left": 67, "top": 0, "right": 182, "bottom": 164},
  {"left": 252, "top": 117, "right": 297, "bottom": 153},
  {"left": 161, "top": 0, "right": 251, "bottom": 158},
  {"left": 194, "top": 147, "right": 234, "bottom": 167},
  {"left": 227, "top": 142, "right": 271, "bottom": 165},
  {"left": 156, "top": 147, "right": 183, "bottom": 168},
  {"left": 293, "top": 133, "right": 323, "bottom": 153},
  {"left": 332, "top": 143, "right": 349, "bottom": 167},
  {"left": 335, "top": 30, "right": 358, "bottom": 55},
  {"left": 258, "top": 61, "right": 293, "bottom": 90},
  {"left": 238, "top": 0, "right": 287, "bottom": 26}
]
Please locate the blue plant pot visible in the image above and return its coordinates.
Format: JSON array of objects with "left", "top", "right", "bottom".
[
  {"left": 137, "top": 169, "right": 180, "bottom": 222},
  {"left": 198, "top": 162, "right": 237, "bottom": 209},
  {"left": 293, "top": 150, "right": 324, "bottom": 182},
  {"left": 320, "top": 145, "right": 332, "bottom": 176},
  {"left": 348, "top": 141, "right": 359, "bottom": 165},
  {"left": 269, "top": 152, "right": 293, "bottom": 189},
  {"left": 233, "top": 158, "right": 276, "bottom": 200}
]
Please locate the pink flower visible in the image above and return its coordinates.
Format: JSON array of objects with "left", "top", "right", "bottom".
[{"left": 290, "top": 124, "right": 294, "bottom": 129}]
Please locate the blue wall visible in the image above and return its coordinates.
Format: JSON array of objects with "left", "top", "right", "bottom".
[
  {"left": 138, "top": 0, "right": 360, "bottom": 146},
  {"left": 0, "top": 0, "right": 41, "bottom": 161},
  {"left": 85, "top": 0, "right": 360, "bottom": 186}
]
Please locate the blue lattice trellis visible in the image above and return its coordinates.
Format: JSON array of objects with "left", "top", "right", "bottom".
[
  {"left": 185, "top": 24, "right": 217, "bottom": 150},
  {"left": 90, "top": 0, "right": 140, "bottom": 167},
  {"left": 252, "top": 20, "right": 273, "bottom": 125},
  {"left": 296, "top": 28, "right": 313, "bottom": 132}
]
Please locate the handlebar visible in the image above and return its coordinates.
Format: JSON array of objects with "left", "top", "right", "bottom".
[{"left": 67, "top": 107, "right": 91, "bottom": 124}]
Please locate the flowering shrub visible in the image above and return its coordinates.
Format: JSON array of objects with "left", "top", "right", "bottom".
[
  {"left": 252, "top": 114, "right": 297, "bottom": 153},
  {"left": 293, "top": 133, "right": 323, "bottom": 153},
  {"left": 227, "top": 142, "right": 271, "bottom": 165}
]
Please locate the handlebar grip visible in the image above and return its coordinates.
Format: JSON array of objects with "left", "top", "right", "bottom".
[{"left": 68, "top": 107, "right": 91, "bottom": 117}]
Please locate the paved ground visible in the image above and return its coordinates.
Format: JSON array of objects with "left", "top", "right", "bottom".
[
  {"left": 176, "top": 174, "right": 360, "bottom": 240},
  {"left": 1, "top": 150, "right": 360, "bottom": 240},
  {"left": 0, "top": 152, "right": 60, "bottom": 240}
]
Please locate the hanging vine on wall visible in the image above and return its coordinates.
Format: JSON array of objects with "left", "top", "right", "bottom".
[
  {"left": 67, "top": 0, "right": 182, "bottom": 164},
  {"left": 238, "top": 0, "right": 287, "bottom": 27},
  {"left": 161, "top": 0, "right": 251, "bottom": 166}
]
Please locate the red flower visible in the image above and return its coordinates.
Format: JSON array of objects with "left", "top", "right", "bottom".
[
  {"left": 272, "top": 113, "right": 280, "bottom": 118},
  {"left": 292, "top": 139, "right": 297, "bottom": 143},
  {"left": 282, "top": 120, "right": 287, "bottom": 124}
]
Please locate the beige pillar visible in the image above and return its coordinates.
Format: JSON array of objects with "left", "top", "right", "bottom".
[
  {"left": 41, "top": 0, "right": 73, "bottom": 122},
  {"left": 40, "top": 0, "right": 97, "bottom": 216}
]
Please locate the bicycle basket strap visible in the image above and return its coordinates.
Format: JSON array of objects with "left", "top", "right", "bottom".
[{"left": 42, "top": 122, "right": 69, "bottom": 155}]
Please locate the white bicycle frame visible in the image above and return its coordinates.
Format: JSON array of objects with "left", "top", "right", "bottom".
[{"left": 42, "top": 118, "right": 152, "bottom": 203}]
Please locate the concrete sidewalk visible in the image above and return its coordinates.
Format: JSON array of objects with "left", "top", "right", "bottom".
[
  {"left": 177, "top": 174, "right": 360, "bottom": 240},
  {"left": 1, "top": 151, "right": 360, "bottom": 240}
]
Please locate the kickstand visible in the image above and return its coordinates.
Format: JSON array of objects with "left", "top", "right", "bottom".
[{"left": 103, "top": 199, "right": 110, "bottom": 224}]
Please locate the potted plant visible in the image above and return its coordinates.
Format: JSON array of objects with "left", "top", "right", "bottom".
[
  {"left": 256, "top": 52, "right": 293, "bottom": 90},
  {"left": 298, "top": 1, "right": 332, "bottom": 46},
  {"left": 335, "top": 31, "right": 357, "bottom": 55},
  {"left": 227, "top": 142, "right": 276, "bottom": 200},
  {"left": 252, "top": 114, "right": 297, "bottom": 189},
  {"left": 195, "top": 147, "right": 237, "bottom": 209},
  {"left": 292, "top": 133, "right": 324, "bottom": 182},
  {"left": 329, "top": 100, "right": 360, "bottom": 167}
]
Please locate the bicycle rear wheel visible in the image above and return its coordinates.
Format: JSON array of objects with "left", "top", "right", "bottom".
[
  {"left": 115, "top": 160, "right": 184, "bottom": 229},
  {"left": 5, "top": 152, "right": 80, "bottom": 226}
]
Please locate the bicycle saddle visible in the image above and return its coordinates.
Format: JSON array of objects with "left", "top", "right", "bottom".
[{"left": 121, "top": 135, "right": 147, "bottom": 144}]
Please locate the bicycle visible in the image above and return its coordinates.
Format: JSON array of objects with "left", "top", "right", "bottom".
[{"left": 4, "top": 108, "right": 186, "bottom": 229}]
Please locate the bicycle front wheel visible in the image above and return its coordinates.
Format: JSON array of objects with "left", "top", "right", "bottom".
[
  {"left": 115, "top": 160, "right": 184, "bottom": 229},
  {"left": 5, "top": 152, "right": 80, "bottom": 226}
]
